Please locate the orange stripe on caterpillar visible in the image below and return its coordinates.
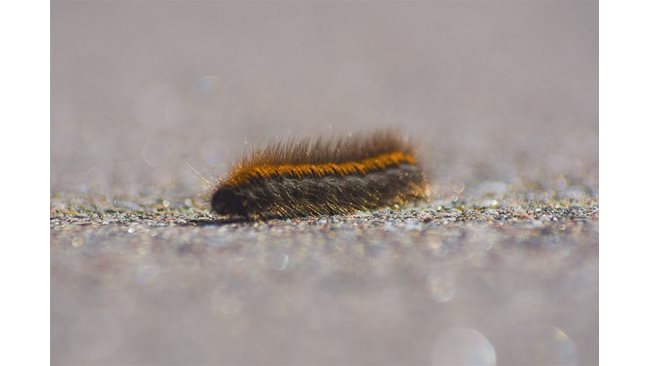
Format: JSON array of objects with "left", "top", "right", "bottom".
[{"left": 224, "top": 150, "right": 416, "bottom": 186}]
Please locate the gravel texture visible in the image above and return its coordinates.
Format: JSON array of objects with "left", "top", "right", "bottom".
[{"left": 51, "top": 194, "right": 598, "bottom": 365}]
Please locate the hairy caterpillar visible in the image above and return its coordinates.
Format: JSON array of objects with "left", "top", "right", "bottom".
[{"left": 211, "top": 130, "right": 430, "bottom": 219}]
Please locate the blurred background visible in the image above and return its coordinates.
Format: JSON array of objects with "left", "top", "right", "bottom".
[{"left": 52, "top": 0, "right": 597, "bottom": 199}]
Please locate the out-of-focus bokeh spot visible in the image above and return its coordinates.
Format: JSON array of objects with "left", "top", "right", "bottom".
[
  {"left": 516, "top": 324, "right": 578, "bottom": 366},
  {"left": 426, "top": 271, "right": 456, "bottom": 303},
  {"left": 431, "top": 327, "right": 496, "bottom": 366}
]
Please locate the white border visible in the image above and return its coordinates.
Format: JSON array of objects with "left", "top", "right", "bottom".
[
  {"left": 0, "top": 0, "right": 50, "bottom": 364},
  {"left": 601, "top": 0, "right": 650, "bottom": 365}
]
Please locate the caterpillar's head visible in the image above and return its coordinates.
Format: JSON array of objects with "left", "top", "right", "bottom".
[{"left": 211, "top": 185, "right": 248, "bottom": 217}]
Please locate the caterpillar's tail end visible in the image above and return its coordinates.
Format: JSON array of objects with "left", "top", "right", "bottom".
[{"left": 211, "top": 186, "right": 247, "bottom": 217}]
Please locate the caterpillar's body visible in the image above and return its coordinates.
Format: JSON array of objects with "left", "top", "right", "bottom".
[{"left": 211, "top": 130, "right": 430, "bottom": 219}]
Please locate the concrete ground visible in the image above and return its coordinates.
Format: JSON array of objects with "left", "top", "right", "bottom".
[{"left": 51, "top": 193, "right": 598, "bottom": 366}]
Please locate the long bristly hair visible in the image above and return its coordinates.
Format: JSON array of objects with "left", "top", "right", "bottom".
[{"left": 211, "top": 130, "right": 430, "bottom": 220}]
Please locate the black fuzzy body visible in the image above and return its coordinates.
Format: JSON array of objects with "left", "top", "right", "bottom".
[{"left": 211, "top": 164, "right": 428, "bottom": 219}]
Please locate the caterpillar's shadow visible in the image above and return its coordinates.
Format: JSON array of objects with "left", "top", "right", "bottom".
[
  {"left": 185, "top": 216, "right": 253, "bottom": 226},
  {"left": 184, "top": 212, "right": 309, "bottom": 226}
]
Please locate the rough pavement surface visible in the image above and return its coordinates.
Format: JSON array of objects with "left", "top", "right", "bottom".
[{"left": 51, "top": 194, "right": 598, "bottom": 365}]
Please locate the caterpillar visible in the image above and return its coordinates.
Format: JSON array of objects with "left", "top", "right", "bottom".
[{"left": 210, "top": 130, "right": 430, "bottom": 220}]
